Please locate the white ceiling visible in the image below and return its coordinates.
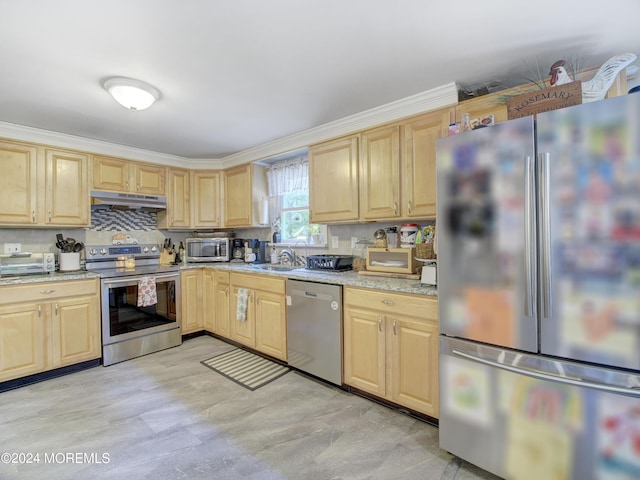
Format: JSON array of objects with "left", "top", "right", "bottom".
[{"left": 2, "top": 0, "right": 640, "bottom": 162}]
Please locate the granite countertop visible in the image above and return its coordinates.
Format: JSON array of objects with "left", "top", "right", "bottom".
[
  {"left": 183, "top": 262, "right": 437, "bottom": 297},
  {"left": 0, "top": 270, "right": 101, "bottom": 286},
  {"left": 0, "top": 263, "right": 438, "bottom": 297}
]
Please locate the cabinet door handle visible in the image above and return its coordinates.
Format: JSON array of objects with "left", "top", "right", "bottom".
[
  {"left": 408, "top": 201, "right": 413, "bottom": 214},
  {"left": 40, "top": 289, "right": 56, "bottom": 295},
  {"left": 32, "top": 210, "right": 36, "bottom": 222},
  {"left": 38, "top": 305, "right": 41, "bottom": 317},
  {"left": 393, "top": 319, "right": 397, "bottom": 335},
  {"left": 136, "top": 184, "right": 140, "bottom": 191},
  {"left": 55, "top": 303, "right": 58, "bottom": 315},
  {"left": 381, "top": 300, "right": 395, "bottom": 306},
  {"left": 393, "top": 201, "right": 398, "bottom": 215},
  {"left": 224, "top": 287, "right": 228, "bottom": 296},
  {"left": 48, "top": 211, "right": 52, "bottom": 222},
  {"left": 125, "top": 181, "right": 129, "bottom": 190},
  {"left": 378, "top": 316, "right": 383, "bottom": 332}
]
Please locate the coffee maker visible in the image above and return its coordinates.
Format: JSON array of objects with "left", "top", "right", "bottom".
[
  {"left": 231, "top": 239, "right": 245, "bottom": 262},
  {"left": 256, "top": 240, "right": 269, "bottom": 264},
  {"left": 243, "top": 239, "right": 268, "bottom": 264}
]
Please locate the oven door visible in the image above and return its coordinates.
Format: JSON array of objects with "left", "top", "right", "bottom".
[{"left": 101, "top": 272, "right": 181, "bottom": 346}]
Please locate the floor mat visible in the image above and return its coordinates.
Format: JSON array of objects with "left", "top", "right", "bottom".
[{"left": 201, "top": 348, "right": 290, "bottom": 391}]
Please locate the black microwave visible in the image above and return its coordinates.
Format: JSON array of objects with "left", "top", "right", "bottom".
[{"left": 185, "top": 237, "right": 230, "bottom": 262}]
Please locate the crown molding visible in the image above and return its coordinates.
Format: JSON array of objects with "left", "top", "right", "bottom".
[
  {"left": 0, "top": 82, "right": 457, "bottom": 169},
  {"left": 0, "top": 121, "right": 207, "bottom": 168},
  {"left": 221, "top": 82, "right": 458, "bottom": 167}
]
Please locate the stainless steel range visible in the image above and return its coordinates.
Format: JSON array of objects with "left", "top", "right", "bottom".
[{"left": 85, "top": 244, "right": 181, "bottom": 366}]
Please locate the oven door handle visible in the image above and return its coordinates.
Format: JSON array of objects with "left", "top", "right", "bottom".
[{"left": 103, "top": 272, "right": 179, "bottom": 287}]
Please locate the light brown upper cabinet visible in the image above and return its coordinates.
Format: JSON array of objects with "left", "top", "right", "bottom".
[
  {"left": 0, "top": 140, "right": 41, "bottom": 225},
  {"left": 93, "top": 155, "right": 166, "bottom": 196},
  {"left": 309, "top": 135, "right": 359, "bottom": 223},
  {"left": 401, "top": 108, "right": 452, "bottom": 219},
  {"left": 309, "top": 108, "right": 452, "bottom": 223},
  {"left": 360, "top": 124, "right": 401, "bottom": 220},
  {"left": 0, "top": 140, "right": 89, "bottom": 226},
  {"left": 45, "top": 148, "right": 90, "bottom": 226},
  {"left": 222, "top": 163, "right": 267, "bottom": 228},
  {"left": 157, "top": 168, "right": 190, "bottom": 229},
  {"left": 191, "top": 170, "right": 221, "bottom": 228}
]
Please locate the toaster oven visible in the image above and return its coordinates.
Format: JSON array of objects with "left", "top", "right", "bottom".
[
  {"left": 185, "top": 237, "right": 230, "bottom": 262},
  {"left": 0, "top": 252, "right": 56, "bottom": 276}
]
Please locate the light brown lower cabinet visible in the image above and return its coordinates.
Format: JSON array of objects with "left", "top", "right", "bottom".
[
  {"left": 213, "top": 271, "right": 230, "bottom": 337},
  {"left": 180, "top": 269, "right": 203, "bottom": 334},
  {"left": 0, "top": 279, "right": 100, "bottom": 383},
  {"left": 343, "top": 287, "right": 439, "bottom": 418},
  {"left": 229, "top": 272, "right": 287, "bottom": 361},
  {"left": 202, "top": 269, "right": 216, "bottom": 332}
]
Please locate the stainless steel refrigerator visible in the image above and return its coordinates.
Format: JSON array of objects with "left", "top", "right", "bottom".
[{"left": 436, "top": 92, "right": 640, "bottom": 480}]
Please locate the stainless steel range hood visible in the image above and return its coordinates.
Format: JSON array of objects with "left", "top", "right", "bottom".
[{"left": 91, "top": 190, "right": 167, "bottom": 210}]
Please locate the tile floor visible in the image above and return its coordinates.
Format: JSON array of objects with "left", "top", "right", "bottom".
[{"left": 0, "top": 336, "right": 500, "bottom": 480}]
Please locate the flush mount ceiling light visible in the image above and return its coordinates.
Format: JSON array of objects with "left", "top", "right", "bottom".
[{"left": 102, "top": 77, "right": 161, "bottom": 111}]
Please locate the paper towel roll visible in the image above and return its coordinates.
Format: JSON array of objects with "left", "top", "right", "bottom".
[{"left": 256, "top": 198, "right": 269, "bottom": 225}]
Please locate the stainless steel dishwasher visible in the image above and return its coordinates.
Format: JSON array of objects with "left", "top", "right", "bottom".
[{"left": 286, "top": 279, "right": 343, "bottom": 385}]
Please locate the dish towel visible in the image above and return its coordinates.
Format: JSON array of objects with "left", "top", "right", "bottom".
[
  {"left": 236, "top": 288, "right": 249, "bottom": 322},
  {"left": 137, "top": 276, "right": 158, "bottom": 307}
]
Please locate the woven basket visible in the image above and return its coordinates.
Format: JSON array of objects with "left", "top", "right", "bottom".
[{"left": 415, "top": 242, "right": 434, "bottom": 259}]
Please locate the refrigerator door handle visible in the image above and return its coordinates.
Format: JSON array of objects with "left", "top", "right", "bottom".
[
  {"left": 539, "top": 152, "right": 552, "bottom": 320},
  {"left": 452, "top": 348, "right": 640, "bottom": 397},
  {"left": 524, "top": 155, "right": 535, "bottom": 318}
]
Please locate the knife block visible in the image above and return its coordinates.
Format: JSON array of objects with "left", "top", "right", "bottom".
[{"left": 159, "top": 250, "right": 175, "bottom": 266}]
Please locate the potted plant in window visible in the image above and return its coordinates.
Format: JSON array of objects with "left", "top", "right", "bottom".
[
  {"left": 272, "top": 216, "right": 281, "bottom": 244},
  {"left": 310, "top": 224, "right": 322, "bottom": 244}
]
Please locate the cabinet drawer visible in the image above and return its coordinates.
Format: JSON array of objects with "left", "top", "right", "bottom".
[
  {"left": 230, "top": 273, "right": 285, "bottom": 294},
  {"left": 214, "top": 271, "right": 230, "bottom": 284},
  {"left": 0, "top": 279, "right": 99, "bottom": 305},
  {"left": 344, "top": 287, "right": 437, "bottom": 321}
]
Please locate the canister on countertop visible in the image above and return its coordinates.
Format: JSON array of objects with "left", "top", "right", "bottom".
[
  {"left": 374, "top": 229, "right": 387, "bottom": 248},
  {"left": 385, "top": 226, "right": 399, "bottom": 248},
  {"left": 400, "top": 224, "right": 419, "bottom": 248}
]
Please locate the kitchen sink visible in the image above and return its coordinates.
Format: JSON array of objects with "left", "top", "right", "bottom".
[{"left": 254, "top": 264, "right": 298, "bottom": 272}]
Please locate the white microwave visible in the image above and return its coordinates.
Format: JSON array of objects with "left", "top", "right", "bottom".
[{"left": 185, "top": 237, "right": 230, "bottom": 262}]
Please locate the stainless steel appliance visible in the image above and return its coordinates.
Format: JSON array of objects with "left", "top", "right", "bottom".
[
  {"left": 436, "top": 93, "right": 640, "bottom": 480},
  {"left": 91, "top": 190, "right": 167, "bottom": 210},
  {"left": 0, "top": 252, "right": 55, "bottom": 276},
  {"left": 242, "top": 239, "right": 269, "bottom": 264},
  {"left": 285, "top": 279, "right": 343, "bottom": 385},
  {"left": 85, "top": 244, "right": 181, "bottom": 366},
  {"left": 256, "top": 240, "right": 269, "bottom": 264},
  {"left": 231, "top": 239, "right": 245, "bottom": 262},
  {"left": 185, "top": 237, "right": 230, "bottom": 262}
]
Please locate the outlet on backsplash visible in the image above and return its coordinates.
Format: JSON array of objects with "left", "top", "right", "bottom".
[{"left": 4, "top": 243, "right": 21, "bottom": 254}]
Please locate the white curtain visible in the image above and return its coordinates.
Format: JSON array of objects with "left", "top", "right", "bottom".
[{"left": 266, "top": 157, "right": 308, "bottom": 196}]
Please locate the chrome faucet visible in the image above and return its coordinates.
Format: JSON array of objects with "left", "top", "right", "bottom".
[{"left": 278, "top": 247, "right": 295, "bottom": 266}]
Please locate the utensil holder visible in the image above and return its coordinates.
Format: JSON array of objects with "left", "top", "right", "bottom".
[{"left": 59, "top": 252, "right": 81, "bottom": 272}]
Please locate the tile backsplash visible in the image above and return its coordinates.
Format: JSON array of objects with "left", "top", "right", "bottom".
[
  {"left": 90, "top": 207, "right": 156, "bottom": 231},
  {"left": 0, "top": 207, "right": 435, "bottom": 259}
]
